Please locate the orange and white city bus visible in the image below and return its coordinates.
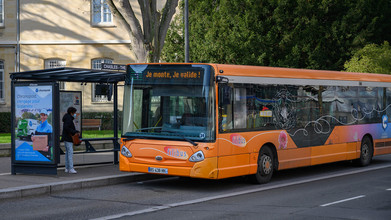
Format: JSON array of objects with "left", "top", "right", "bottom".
[{"left": 120, "top": 63, "right": 391, "bottom": 183}]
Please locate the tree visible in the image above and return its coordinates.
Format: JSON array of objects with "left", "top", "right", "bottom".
[
  {"left": 161, "top": 2, "right": 184, "bottom": 62},
  {"left": 106, "top": 0, "right": 179, "bottom": 62},
  {"left": 163, "top": 0, "right": 391, "bottom": 70},
  {"left": 344, "top": 41, "right": 391, "bottom": 74}
]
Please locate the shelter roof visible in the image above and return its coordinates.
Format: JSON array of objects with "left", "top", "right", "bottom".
[{"left": 10, "top": 67, "right": 125, "bottom": 83}]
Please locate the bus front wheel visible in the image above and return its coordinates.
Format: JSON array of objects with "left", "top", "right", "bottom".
[
  {"left": 355, "top": 136, "right": 373, "bottom": 166},
  {"left": 253, "top": 146, "right": 274, "bottom": 184}
]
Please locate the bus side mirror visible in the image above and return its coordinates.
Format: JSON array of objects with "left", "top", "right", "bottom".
[{"left": 217, "top": 76, "right": 229, "bottom": 83}]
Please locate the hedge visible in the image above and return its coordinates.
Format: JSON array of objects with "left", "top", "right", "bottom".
[{"left": 0, "top": 112, "right": 11, "bottom": 133}]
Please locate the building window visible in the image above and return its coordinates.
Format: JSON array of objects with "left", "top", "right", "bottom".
[
  {"left": 92, "top": 0, "right": 113, "bottom": 26},
  {"left": 44, "top": 59, "right": 66, "bottom": 69},
  {"left": 0, "top": 0, "right": 4, "bottom": 27},
  {"left": 44, "top": 59, "right": 66, "bottom": 89},
  {"left": 92, "top": 59, "right": 113, "bottom": 102},
  {"left": 0, "top": 60, "right": 4, "bottom": 101}
]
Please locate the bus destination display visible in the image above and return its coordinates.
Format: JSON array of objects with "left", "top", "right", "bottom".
[{"left": 128, "top": 67, "right": 205, "bottom": 85}]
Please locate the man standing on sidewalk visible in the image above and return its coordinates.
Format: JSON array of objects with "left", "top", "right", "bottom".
[{"left": 61, "top": 107, "right": 79, "bottom": 174}]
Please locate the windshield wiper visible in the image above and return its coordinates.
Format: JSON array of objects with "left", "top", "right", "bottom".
[
  {"left": 160, "top": 130, "right": 198, "bottom": 146},
  {"left": 182, "top": 136, "right": 198, "bottom": 146}
]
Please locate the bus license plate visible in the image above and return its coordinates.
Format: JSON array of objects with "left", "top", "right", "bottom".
[{"left": 148, "top": 167, "right": 168, "bottom": 174}]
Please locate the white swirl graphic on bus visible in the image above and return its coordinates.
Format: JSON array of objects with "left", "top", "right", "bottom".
[{"left": 288, "top": 103, "right": 391, "bottom": 137}]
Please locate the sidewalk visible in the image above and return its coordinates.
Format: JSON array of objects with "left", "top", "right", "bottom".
[{"left": 0, "top": 152, "right": 159, "bottom": 200}]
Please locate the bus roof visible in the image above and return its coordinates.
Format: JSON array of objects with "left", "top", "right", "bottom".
[
  {"left": 212, "top": 64, "right": 391, "bottom": 83},
  {"left": 126, "top": 63, "right": 391, "bottom": 84}
]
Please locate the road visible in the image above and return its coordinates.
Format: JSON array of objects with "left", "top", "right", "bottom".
[{"left": 1, "top": 155, "right": 390, "bottom": 220}]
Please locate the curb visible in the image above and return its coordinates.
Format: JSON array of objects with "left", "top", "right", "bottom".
[
  {"left": 0, "top": 173, "right": 162, "bottom": 201},
  {"left": 0, "top": 143, "right": 10, "bottom": 157}
]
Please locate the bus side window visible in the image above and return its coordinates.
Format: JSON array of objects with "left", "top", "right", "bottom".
[
  {"left": 233, "top": 87, "right": 247, "bottom": 129},
  {"left": 219, "top": 84, "right": 233, "bottom": 132}
]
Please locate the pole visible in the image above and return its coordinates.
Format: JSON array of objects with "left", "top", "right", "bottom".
[
  {"left": 11, "top": 80, "right": 15, "bottom": 174},
  {"left": 16, "top": 0, "right": 20, "bottom": 72},
  {"left": 113, "top": 82, "right": 119, "bottom": 164},
  {"left": 184, "top": 0, "right": 189, "bottom": 63}
]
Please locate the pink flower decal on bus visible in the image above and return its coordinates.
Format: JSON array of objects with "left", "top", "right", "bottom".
[
  {"left": 230, "top": 134, "right": 246, "bottom": 147},
  {"left": 278, "top": 131, "right": 288, "bottom": 149}
]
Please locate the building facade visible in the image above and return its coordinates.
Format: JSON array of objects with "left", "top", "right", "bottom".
[{"left": 0, "top": 0, "right": 148, "bottom": 113}]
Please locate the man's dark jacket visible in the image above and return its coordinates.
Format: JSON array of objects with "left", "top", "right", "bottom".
[{"left": 62, "top": 113, "right": 78, "bottom": 142}]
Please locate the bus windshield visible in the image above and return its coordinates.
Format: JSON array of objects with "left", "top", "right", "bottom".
[{"left": 122, "top": 64, "right": 215, "bottom": 142}]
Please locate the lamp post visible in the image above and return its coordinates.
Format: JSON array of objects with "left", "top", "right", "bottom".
[{"left": 184, "top": 0, "right": 189, "bottom": 63}]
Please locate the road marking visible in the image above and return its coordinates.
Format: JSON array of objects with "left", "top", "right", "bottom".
[
  {"left": 387, "top": 188, "right": 391, "bottom": 191},
  {"left": 320, "top": 195, "right": 366, "bottom": 207},
  {"left": 92, "top": 164, "right": 391, "bottom": 220}
]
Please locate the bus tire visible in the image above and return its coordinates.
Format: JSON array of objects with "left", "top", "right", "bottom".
[
  {"left": 355, "top": 136, "right": 373, "bottom": 166},
  {"left": 252, "top": 146, "right": 274, "bottom": 184}
]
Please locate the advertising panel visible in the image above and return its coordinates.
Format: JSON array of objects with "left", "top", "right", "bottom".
[
  {"left": 14, "top": 84, "right": 55, "bottom": 163},
  {"left": 59, "top": 91, "right": 82, "bottom": 136}
]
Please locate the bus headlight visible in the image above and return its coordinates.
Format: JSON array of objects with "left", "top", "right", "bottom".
[
  {"left": 189, "top": 150, "right": 205, "bottom": 162},
  {"left": 121, "top": 146, "right": 132, "bottom": 158}
]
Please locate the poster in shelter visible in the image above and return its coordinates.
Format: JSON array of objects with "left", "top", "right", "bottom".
[{"left": 14, "top": 85, "right": 54, "bottom": 162}]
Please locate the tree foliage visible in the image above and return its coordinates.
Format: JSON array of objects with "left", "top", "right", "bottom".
[
  {"left": 344, "top": 41, "right": 391, "bottom": 74},
  {"left": 163, "top": 0, "right": 391, "bottom": 70}
]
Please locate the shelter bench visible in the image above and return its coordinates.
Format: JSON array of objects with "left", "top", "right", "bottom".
[{"left": 82, "top": 119, "right": 101, "bottom": 130}]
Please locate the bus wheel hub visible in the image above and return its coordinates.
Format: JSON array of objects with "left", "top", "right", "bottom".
[{"left": 261, "top": 155, "right": 272, "bottom": 175}]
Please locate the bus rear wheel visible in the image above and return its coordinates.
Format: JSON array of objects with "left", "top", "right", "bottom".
[
  {"left": 355, "top": 136, "right": 373, "bottom": 166},
  {"left": 252, "top": 146, "right": 274, "bottom": 184}
]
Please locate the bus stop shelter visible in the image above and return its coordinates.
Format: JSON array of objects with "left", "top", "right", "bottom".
[{"left": 10, "top": 67, "right": 125, "bottom": 175}]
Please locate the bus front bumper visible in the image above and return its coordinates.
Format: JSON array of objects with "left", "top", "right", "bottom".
[{"left": 120, "top": 156, "right": 219, "bottom": 179}]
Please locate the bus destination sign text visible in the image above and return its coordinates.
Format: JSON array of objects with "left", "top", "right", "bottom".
[
  {"left": 145, "top": 71, "right": 202, "bottom": 80},
  {"left": 127, "top": 66, "right": 206, "bottom": 85}
]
